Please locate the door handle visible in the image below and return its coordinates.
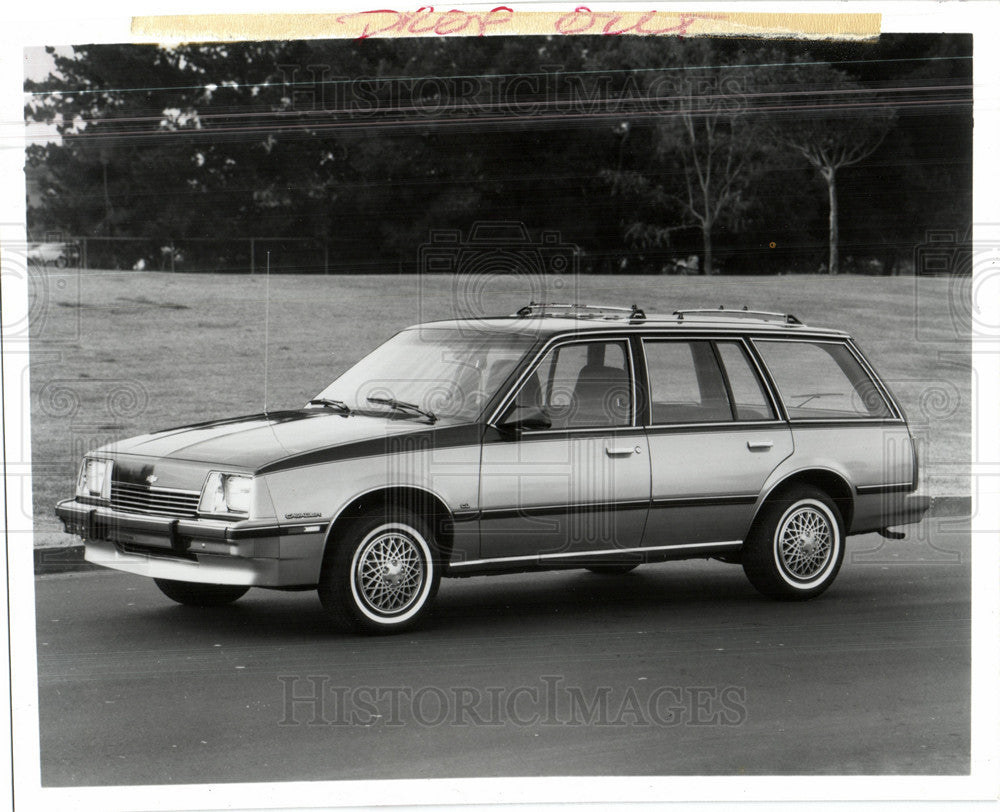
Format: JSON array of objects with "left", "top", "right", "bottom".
[
  {"left": 606, "top": 445, "right": 641, "bottom": 457},
  {"left": 747, "top": 440, "right": 774, "bottom": 451}
]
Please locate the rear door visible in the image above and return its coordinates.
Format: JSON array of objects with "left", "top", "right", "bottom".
[{"left": 640, "top": 337, "right": 793, "bottom": 549}]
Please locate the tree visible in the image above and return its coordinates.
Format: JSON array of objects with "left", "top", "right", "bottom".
[
  {"left": 665, "top": 49, "right": 770, "bottom": 274},
  {"left": 23, "top": 37, "right": 962, "bottom": 275},
  {"left": 765, "top": 64, "right": 896, "bottom": 274},
  {"left": 600, "top": 41, "right": 773, "bottom": 274},
  {"left": 25, "top": 43, "right": 298, "bottom": 246},
  {"left": 664, "top": 81, "right": 749, "bottom": 274}
]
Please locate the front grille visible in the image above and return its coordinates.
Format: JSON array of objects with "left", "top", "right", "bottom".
[{"left": 110, "top": 482, "right": 201, "bottom": 518}]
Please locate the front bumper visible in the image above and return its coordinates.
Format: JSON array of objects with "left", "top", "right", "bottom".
[{"left": 56, "top": 499, "right": 327, "bottom": 586}]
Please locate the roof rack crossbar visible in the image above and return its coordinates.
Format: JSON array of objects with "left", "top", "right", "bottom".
[
  {"left": 514, "top": 302, "right": 646, "bottom": 321},
  {"left": 673, "top": 306, "right": 803, "bottom": 326}
]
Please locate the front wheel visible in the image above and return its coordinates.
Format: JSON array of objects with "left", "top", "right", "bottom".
[
  {"left": 742, "top": 486, "right": 844, "bottom": 600},
  {"left": 318, "top": 508, "right": 440, "bottom": 634},
  {"left": 154, "top": 578, "right": 249, "bottom": 606}
]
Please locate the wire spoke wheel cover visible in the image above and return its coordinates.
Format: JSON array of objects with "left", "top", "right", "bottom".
[
  {"left": 772, "top": 499, "right": 840, "bottom": 588},
  {"left": 778, "top": 506, "right": 833, "bottom": 579},
  {"left": 354, "top": 530, "right": 426, "bottom": 616},
  {"left": 347, "top": 522, "right": 435, "bottom": 626}
]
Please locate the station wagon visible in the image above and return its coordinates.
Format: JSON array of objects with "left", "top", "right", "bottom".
[{"left": 56, "top": 302, "right": 930, "bottom": 633}]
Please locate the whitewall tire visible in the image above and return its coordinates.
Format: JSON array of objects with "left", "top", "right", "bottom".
[
  {"left": 319, "top": 508, "right": 440, "bottom": 634},
  {"left": 742, "top": 486, "right": 845, "bottom": 600}
]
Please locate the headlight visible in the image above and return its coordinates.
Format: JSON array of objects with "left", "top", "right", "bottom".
[
  {"left": 199, "top": 472, "right": 252, "bottom": 516},
  {"left": 76, "top": 458, "right": 112, "bottom": 500}
]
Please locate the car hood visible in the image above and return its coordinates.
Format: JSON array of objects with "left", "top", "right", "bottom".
[{"left": 94, "top": 409, "right": 478, "bottom": 472}]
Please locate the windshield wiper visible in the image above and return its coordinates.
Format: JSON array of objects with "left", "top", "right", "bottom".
[
  {"left": 308, "top": 398, "right": 352, "bottom": 414},
  {"left": 366, "top": 396, "right": 437, "bottom": 423}
]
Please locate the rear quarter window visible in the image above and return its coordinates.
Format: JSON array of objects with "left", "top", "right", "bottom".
[{"left": 754, "top": 340, "right": 893, "bottom": 419}]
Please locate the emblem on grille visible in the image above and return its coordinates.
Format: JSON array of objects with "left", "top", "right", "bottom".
[{"left": 146, "top": 474, "right": 158, "bottom": 484}]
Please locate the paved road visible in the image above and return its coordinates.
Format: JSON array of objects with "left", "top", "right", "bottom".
[{"left": 35, "top": 518, "right": 970, "bottom": 786}]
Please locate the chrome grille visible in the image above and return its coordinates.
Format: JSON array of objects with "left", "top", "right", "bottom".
[{"left": 110, "top": 482, "right": 201, "bottom": 518}]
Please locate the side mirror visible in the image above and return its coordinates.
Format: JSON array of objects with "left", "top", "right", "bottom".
[{"left": 497, "top": 407, "right": 552, "bottom": 436}]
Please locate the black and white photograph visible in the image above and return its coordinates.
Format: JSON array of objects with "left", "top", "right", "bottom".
[{"left": 1, "top": 1, "right": 998, "bottom": 809}]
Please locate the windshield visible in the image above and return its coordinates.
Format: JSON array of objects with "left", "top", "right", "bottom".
[{"left": 313, "top": 328, "right": 538, "bottom": 422}]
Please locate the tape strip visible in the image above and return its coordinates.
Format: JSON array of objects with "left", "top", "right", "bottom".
[{"left": 132, "top": 10, "right": 881, "bottom": 42}]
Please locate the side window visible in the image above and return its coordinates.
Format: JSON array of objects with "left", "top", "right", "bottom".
[
  {"left": 755, "top": 340, "right": 892, "bottom": 419},
  {"left": 715, "top": 341, "right": 776, "bottom": 421},
  {"left": 504, "top": 340, "right": 633, "bottom": 429},
  {"left": 643, "top": 340, "right": 732, "bottom": 424}
]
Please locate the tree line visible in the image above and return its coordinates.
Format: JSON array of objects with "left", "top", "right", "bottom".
[{"left": 25, "top": 34, "right": 971, "bottom": 274}]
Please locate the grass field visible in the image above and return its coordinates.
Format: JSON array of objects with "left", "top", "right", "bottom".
[{"left": 26, "top": 271, "right": 970, "bottom": 543}]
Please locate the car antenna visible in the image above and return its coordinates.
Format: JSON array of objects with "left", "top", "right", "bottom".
[
  {"left": 261, "top": 252, "right": 290, "bottom": 454},
  {"left": 263, "top": 250, "right": 270, "bottom": 417}
]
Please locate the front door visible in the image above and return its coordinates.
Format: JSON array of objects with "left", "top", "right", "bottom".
[{"left": 478, "top": 338, "right": 651, "bottom": 564}]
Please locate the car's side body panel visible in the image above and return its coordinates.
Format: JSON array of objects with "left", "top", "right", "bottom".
[
  {"left": 262, "top": 430, "right": 484, "bottom": 581},
  {"left": 747, "top": 421, "right": 915, "bottom": 535},
  {"left": 791, "top": 423, "right": 916, "bottom": 535}
]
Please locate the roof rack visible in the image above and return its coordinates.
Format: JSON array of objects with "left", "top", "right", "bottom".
[
  {"left": 673, "top": 306, "right": 804, "bottom": 326},
  {"left": 514, "top": 302, "right": 647, "bottom": 321}
]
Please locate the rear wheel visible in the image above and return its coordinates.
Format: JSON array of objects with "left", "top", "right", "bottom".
[
  {"left": 742, "top": 485, "right": 844, "bottom": 600},
  {"left": 318, "top": 508, "right": 440, "bottom": 634},
  {"left": 154, "top": 578, "right": 249, "bottom": 606}
]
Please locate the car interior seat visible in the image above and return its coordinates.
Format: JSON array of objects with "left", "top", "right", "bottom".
[{"left": 570, "top": 364, "right": 631, "bottom": 427}]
